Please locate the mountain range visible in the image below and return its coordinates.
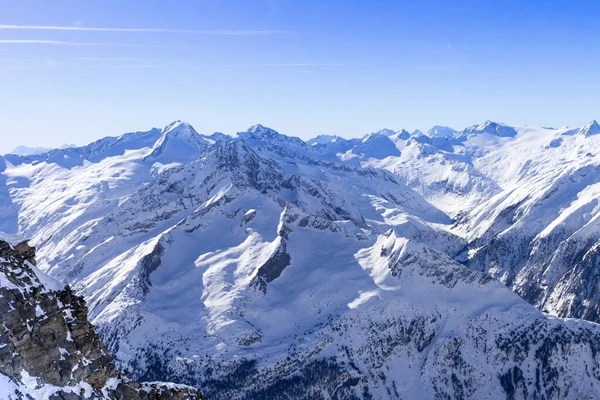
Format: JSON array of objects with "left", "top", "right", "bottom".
[{"left": 2, "top": 119, "right": 600, "bottom": 398}]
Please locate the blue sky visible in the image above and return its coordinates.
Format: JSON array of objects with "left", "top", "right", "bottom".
[{"left": 1, "top": 0, "right": 600, "bottom": 152}]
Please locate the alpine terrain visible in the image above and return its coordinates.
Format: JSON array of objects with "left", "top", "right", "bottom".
[{"left": 3, "top": 120, "right": 600, "bottom": 398}]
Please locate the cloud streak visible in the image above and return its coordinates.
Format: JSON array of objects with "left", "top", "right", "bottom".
[
  {"left": 69, "top": 57, "right": 370, "bottom": 67},
  {"left": 0, "top": 39, "right": 110, "bottom": 45},
  {"left": 211, "top": 63, "right": 370, "bottom": 67},
  {"left": 0, "top": 24, "right": 285, "bottom": 35},
  {"left": 102, "top": 65, "right": 163, "bottom": 69},
  {"left": 0, "top": 39, "right": 190, "bottom": 48}
]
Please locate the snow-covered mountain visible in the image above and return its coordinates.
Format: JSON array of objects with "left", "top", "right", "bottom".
[
  {"left": 578, "top": 120, "right": 600, "bottom": 137},
  {"left": 426, "top": 125, "right": 458, "bottom": 139},
  {"left": 6, "top": 143, "right": 78, "bottom": 156},
  {"left": 450, "top": 122, "right": 600, "bottom": 323},
  {"left": 4, "top": 120, "right": 600, "bottom": 398},
  {"left": 461, "top": 120, "right": 518, "bottom": 138},
  {"left": 359, "top": 120, "right": 600, "bottom": 325}
]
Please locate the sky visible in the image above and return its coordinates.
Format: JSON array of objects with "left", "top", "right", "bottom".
[{"left": 1, "top": 0, "right": 600, "bottom": 153}]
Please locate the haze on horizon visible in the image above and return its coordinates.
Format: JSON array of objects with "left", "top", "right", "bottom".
[{"left": 1, "top": 0, "right": 600, "bottom": 153}]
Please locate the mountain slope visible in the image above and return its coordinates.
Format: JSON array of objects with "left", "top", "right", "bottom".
[
  {"left": 363, "top": 131, "right": 500, "bottom": 216},
  {"left": 0, "top": 237, "right": 202, "bottom": 399},
  {"left": 233, "top": 120, "right": 600, "bottom": 327},
  {"left": 450, "top": 124, "right": 600, "bottom": 322}
]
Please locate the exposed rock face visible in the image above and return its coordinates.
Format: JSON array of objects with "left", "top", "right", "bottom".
[
  {"left": 0, "top": 239, "right": 202, "bottom": 400},
  {"left": 251, "top": 238, "right": 291, "bottom": 294}
]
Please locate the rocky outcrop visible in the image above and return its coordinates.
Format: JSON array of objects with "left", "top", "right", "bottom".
[
  {"left": 0, "top": 239, "right": 202, "bottom": 400},
  {"left": 251, "top": 238, "right": 291, "bottom": 294}
]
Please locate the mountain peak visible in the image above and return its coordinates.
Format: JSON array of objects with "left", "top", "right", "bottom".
[
  {"left": 355, "top": 132, "right": 400, "bottom": 158},
  {"left": 240, "top": 124, "right": 307, "bottom": 150},
  {"left": 201, "top": 131, "right": 233, "bottom": 144},
  {"left": 396, "top": 129, "right": 411, "bottom": 140},
  {"left": 463, "top": 120, "right": 517, "bottom": 137},
  {"left": 146, "top": 120, "right": 207, "bottom": 162},
  {"left": 246, "top": 124, "right": 279, "bottom": 136},
  {"left": 161, "top": 120, "right": 198, "bottom": 137},
  {"left": 474, "top": 120, "right": 499, "bottom": 132},
  {"left": 427, "top": 125, "right": 458, "bottom": 139},
  {"left": 306, "top": 134, "right": 343, "bottom": 146},
  {"left": 579, "top": 120, "right": 600, "bottom": 137},
  {"left": 370, "top": 128, "right": 396, "bottom": 136}
]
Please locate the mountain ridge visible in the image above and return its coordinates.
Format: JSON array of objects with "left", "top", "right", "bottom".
[{"left": 3, "top": 118, "right": 600, "bottom": 398}]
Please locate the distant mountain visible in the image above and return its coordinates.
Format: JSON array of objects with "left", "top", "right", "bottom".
[
  {"left": 461, "top": 120, "right": 518, "bottom": 137},
  {"left": 427, "top": 125, "right": 458, "bottom": 138},
  {"left": 306, "top": 134, "right": 345, "bottom": 146},
  {"left": 7, "top": 143, "right": 78, "bottom": 156},
  {"left": 7, "top": 145, "right": 53, "bottom": 156},
  {"left": 145, "top": 120, "right": 209, "bottom": 163},
  {"left": 370, "top": 128, "right": 397, "bottom": 136},
  {"left": 352, "top": 132, "right": 400, "bottom": 159}
]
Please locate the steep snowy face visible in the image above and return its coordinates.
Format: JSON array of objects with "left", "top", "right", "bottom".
[
  {"left": 236, "top": 126, "right": 452, "bottom": 226},
  {"left": 441, "top": 123, "right": 600, "bottom": 323},
  {"left": 353, "top": 133, "right": 400, "bottom": 159},
  {"left": 579, "top": 120, "right": 600, "bottom": 137},
  {"left": 5, "top": 120, "right": 209, "bottom": 173},
  {"left": 145, "top": 121, "right": 210, "bottom": 163}
]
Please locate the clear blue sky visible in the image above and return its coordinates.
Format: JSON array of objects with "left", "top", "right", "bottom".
[{"left": 1, "top": 0, "right": 599, "bottom": 152}]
